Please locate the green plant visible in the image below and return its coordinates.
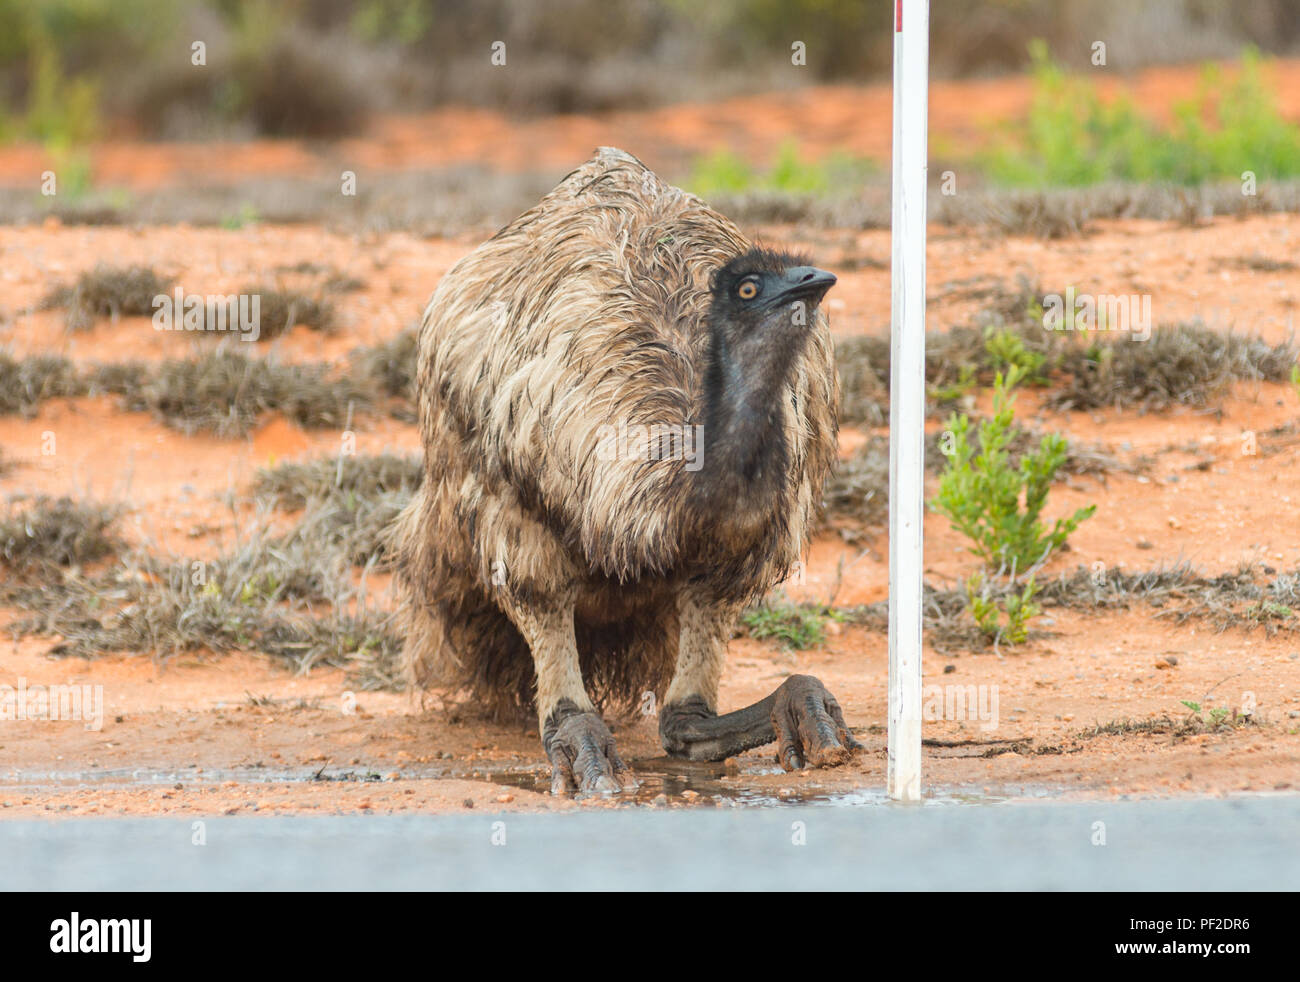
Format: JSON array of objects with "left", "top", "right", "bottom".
[
  {"left": 1179, "top": 699, "right": 1249, "bottom": 732},
  {"left": 983, "top": 326, "right": 1048, "bottom": 384},
  {"left": 686, "top": 139, "right": 874, "bottom": 198},
  {"left": 741, "top": 595, "right": 842, "bottom": 650},
  {"left": 1244, "top": 599, "right": 1294, "bottom": 623},
  {"left": 1167, "top": 48, "right": 1300, "bottom": 184},
  {"left": 349, "top": 0, "right": 431, "bottom": 44},
  {"left": 221, "top": 203, "right": 260, "bottom": 230},
  {"left": 1291, "top": 363, "right": 1300, "bottom": 399},
  {"left": 932, "top": 364, "right": 1096, "bottom": 574},
  {"left": 19, "top": 32, "right": 101, "bottom": 146},
  {"left": 965, "top": 572, "right": 1041, "bottom": 645},
  {"left": 981, "top": 42, "right": 1300, "bottom": 187},
  {"left": 928, "top": 363, "right": 976, "bottom": 404}
]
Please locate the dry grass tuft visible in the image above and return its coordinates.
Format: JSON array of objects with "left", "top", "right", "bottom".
[
  {"left": 42, "top": 264, "right": 175, "bottom": 332},
  {"left": 0, "top": 352, "right": 82, "bottom": 416},
  {"left": 0, "top": 496, "right": 121, "bottom": 576},
  {"left": 117, "top": 350, "right": 370, "bottom": 437}
]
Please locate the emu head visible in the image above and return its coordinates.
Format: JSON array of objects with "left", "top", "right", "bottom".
[
  {"left": 707, "top": 247, "right": 837, "bottom": 355},
  {"left": 698, "top": 247, "right": 836, "bottom": 498}
]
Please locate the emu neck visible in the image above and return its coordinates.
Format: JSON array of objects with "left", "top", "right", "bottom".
[{"left": 695, "top": 321, "right": 801, "bottom": 515}]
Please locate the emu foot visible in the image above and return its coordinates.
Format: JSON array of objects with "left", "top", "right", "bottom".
[
  {"left": 542, "top": 699, "right": 639, "bottom": 794},
  {"left": 660, "top": 675, "right": 863, "bottom": 769},
  {"left": 770, "top": 674, "right": 864, "bottom": 771}
]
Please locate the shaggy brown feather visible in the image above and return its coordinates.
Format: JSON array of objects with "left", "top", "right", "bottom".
[{"left": 389, "top": 147, "right": 838, "bottom": 721}]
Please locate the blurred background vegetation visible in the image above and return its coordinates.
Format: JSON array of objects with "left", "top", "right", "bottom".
[
  {"left": 2, "top": 0, "right": 1300, "bottom": 213},
  {"left": 3, "top": 0, "right": 1300, "bottom": 139}
]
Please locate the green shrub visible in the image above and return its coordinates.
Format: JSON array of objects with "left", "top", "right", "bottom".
[
  {"left": 982, "top": 42, "right": 1300, "bottom": 187},
  {"left": 932, "top": 364, "right": 1096, "bottom": 575},
  {"left": 687, "top": 139, "right": 874, "bottom": 198},
  {"left": 983, "top": 325, "right": 1048, "bottom": 385},
  {"left": 1167, "top": 49, "right": 1300, "bottom": 184}
]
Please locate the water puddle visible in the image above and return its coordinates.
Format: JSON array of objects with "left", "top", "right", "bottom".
[
  {"left": 0, "top": 761, "right": 1064, "bottom": 808},
  {"left": 474, "top": 757, "right": 1045, "bottom": 807}
]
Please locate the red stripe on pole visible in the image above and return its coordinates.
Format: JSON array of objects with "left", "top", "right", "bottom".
[{"left": 896, "top": 0, "right": 902, "bottom": 31}]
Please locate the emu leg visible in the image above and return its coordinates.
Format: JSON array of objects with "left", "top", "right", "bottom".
[
  {"left": 500, "top": 598, "right": 638, "bottom": 794},
  {"left": 659, "top": 595, "right": 862, "bottom": 769}
]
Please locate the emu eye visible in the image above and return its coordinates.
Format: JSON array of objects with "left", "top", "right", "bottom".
[{"left": 737, "top": 278, "right": 760, "bottom": 300}]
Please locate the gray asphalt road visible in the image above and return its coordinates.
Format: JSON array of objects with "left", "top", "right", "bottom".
[{"left": 7, "top": 795, "right": 1298, "bottom": 890}]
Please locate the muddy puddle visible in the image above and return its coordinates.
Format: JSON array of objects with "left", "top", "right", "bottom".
[{"left": 0, "top": 759, "right": 1065, "bottom": 809}]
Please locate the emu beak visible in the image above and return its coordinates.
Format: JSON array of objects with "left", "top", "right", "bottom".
[{"left": 776, "top": 266, "right": 837, "bottom": 306}]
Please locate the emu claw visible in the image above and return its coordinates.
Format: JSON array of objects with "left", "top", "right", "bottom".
[
  {"left": 543, "top": 703, "right": 639, "bottom": 794},
  {"left": 771, "top": 675, "right": 864, "bottom": 771}
]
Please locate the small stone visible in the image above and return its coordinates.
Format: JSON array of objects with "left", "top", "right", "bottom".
[{"left": 496, "top": 793, "right": 514, "bottom": 803}]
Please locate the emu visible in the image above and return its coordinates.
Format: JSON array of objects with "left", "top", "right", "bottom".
[{"left": 390, "top": 147, "right": 861, "bottom": 792}]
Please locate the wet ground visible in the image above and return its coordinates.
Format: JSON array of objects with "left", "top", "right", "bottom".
[{"left": 2, "top": 757, "right": 1049, "bottom": 810}]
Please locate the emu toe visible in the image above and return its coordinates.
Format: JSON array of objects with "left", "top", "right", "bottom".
[
  {"left": 543, "top": 703, "right": 639, "bottom": 794},
  {"left": 771, "top": 675, "right": 864, "bottom": 771}
]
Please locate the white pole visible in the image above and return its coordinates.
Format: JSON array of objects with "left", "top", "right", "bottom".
[{"left": 887, "top": 0, "right": 928, "bottom": 802}]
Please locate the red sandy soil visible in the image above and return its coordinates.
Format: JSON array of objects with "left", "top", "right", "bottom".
[{"left": 1, "top": 70, "right": 1299, "bottom": 815}]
